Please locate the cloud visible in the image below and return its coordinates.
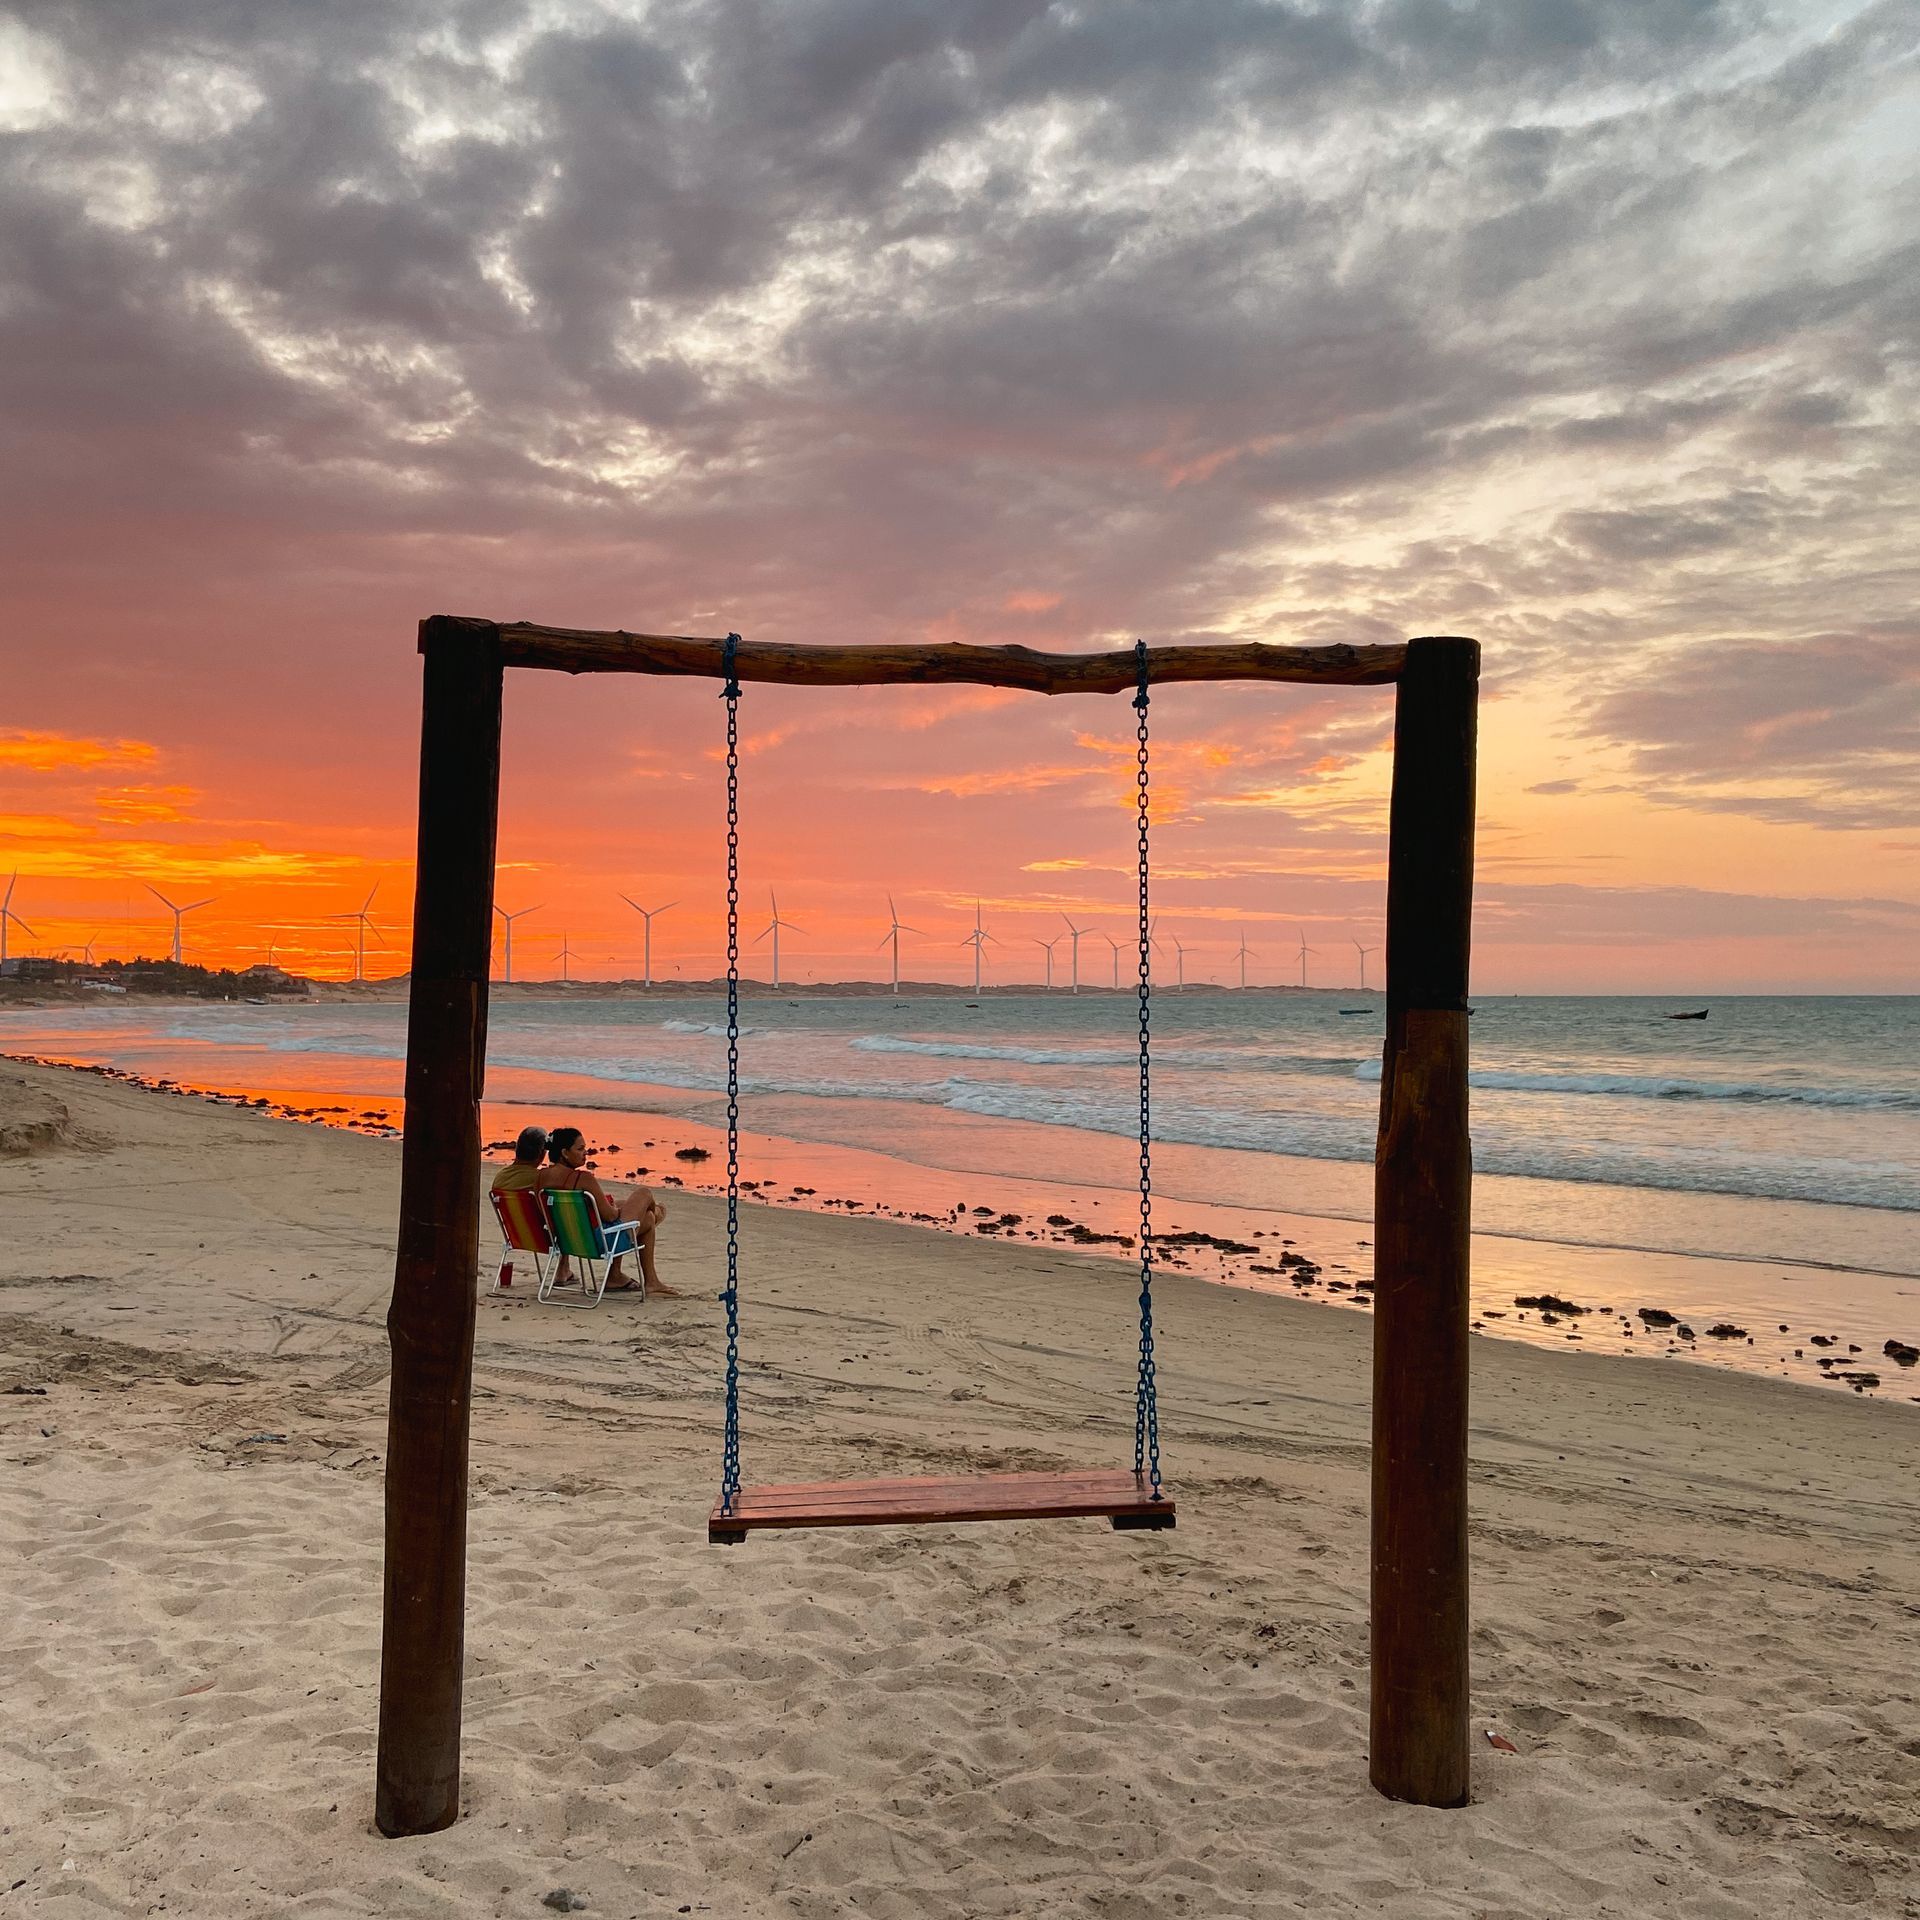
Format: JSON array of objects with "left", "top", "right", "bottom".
[
  {"left": 1477, "top": 876, "right": 1920, "bottom": 944},
  {"left": 1584, "top": 626, "right": 1920, "bottom": 828},
  {"left": 0, "top": 730, "right": 157, "bottom": 773}
]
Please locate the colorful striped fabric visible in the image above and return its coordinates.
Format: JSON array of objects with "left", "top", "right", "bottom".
[
  {"left": 544, "top": 1187, "right": 614, "bottom": 1259},
  {"left": 492, "top": 1187, "right": 553, "bottom": 1253}
]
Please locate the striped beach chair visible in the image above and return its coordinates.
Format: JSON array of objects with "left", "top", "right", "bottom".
[
  {"left": 490, "top": 1186, "right": 558, "bottom": 1293},
  {"left": 542, "top": 1188, "right": 644, "bottom": 1307}
]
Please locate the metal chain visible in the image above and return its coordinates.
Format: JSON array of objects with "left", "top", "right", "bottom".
[
  {"left": 1132, "top": 638, "right": 1162, "bottom": 1496},
  {"left": 719, "top": 634, "right": 743, "bottom": 1513}
]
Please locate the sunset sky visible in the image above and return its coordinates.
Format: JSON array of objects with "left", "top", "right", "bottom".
[{"left": 2, "top": 1, "right": 1915, "bottom": 991}]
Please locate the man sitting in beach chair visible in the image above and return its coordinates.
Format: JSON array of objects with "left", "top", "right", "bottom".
[
  {"left": 490, "top": 1125, "right": 564, "bottom": 1289},
  {"left": 541, "top": 1125, "right": 677, "bottom": 1298}
]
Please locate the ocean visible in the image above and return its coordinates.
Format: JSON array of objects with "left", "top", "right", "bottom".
[{"left": 5, "top": 992, "right": 1915, "bottom": 1394}]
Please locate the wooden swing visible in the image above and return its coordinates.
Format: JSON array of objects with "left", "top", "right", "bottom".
[
  {"left": 706, "top": 636, "right": 1173, "bottom": 1544},
  {"left": 374, "top": 617, "right": 1480, "bottom": 1837}
]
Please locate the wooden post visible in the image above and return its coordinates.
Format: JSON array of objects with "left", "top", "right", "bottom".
[
  {"left": 375, "top": 618, "right": 504, "bottom": 1837},
  {"left": 1370, "top": 634, "right": 1479, "bottom": 1808}
]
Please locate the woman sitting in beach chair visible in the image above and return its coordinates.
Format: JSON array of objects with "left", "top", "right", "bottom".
[{"left": 541, "top": 1125, "right": 676, "bottom": 1297}]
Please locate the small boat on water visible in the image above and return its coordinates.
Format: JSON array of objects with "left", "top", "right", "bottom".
[
  {"left": 1667, "top": 1008, "right": 1710, "bottom": 1020},
  {"left": 1338, "top": 1008, "right": 1374, "bottom": 1016}
]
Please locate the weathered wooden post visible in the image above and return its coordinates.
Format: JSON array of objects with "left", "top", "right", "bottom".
[
  {"left": 375, "top": 617, "right": 504, "bottom": 1836},
  {"left": 1369, "top": 633, "right": 1479, "bottom": 1808}
]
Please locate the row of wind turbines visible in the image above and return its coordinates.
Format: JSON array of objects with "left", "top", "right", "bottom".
[
  {"left": 0, "top": 874, "right": 224, "bottom": 969},
  {"left": 4, "top": 870, "right": 1380, "bottom": 992},
  {"left": 0, "top": 874, "right": 390, "bottom": 978},
  {"left": 485, "top": 890, "right": 1379, "bottom": 993}
]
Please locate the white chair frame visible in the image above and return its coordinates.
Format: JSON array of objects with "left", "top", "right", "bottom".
[{"left": 538, "top": 1191, "right": 644, "bottom": 1308}]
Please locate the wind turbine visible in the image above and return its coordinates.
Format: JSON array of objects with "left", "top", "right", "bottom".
[
  {"left": 1060, "top": 915, "right": 1093, "bottom": 994},
  {"left": 878, "top": 895, "right": 923, "bottom": 995},
  {"left": 146, "top": 883, "right": 215, "bottom": 965},
  {"left": 1354, "top": 940, "right": 1377, "bottom": 992},
  {"left": 1233, "top": 928, "right": 1257, "bottom": 991},
  {"left": 1034, "top": 933, "right": 1060, "bottom": 991},
  {"left": 557, "top": 932, "right": 576, "bottom": 982},
  {"left": 330, "top": 885, "right": 384, "bottom": 982},
  {"left": 493, "top": 903, "right": 540, "bottom": 984},
  {"left": 958, "top": 901, "right": 998, "bottom": 993},
  {"left": 1101, "top": 931, "right": 1124, "bottom": 989},
  {"left": 619, "top": 895, "right": 677, "bottom": 988},
  {"left": 753, "top": 891, "right": 804, "bottom": 989},
  {"left": 1151, "top": 921, "right": 1190, "bottom": 991},
  {"left": 0, "top": 874, "right": 34, "bottom": 967},
  {"left": 1296, "top": 928, "right": 1317, "bottom": 989}
]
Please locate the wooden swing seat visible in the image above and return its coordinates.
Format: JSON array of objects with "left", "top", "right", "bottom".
[{"left": 709, "top": 1468, "right": 1175, "bottom": 1544}]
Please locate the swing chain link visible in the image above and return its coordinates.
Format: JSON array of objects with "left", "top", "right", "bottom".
[
  {"left": 719, "top": 634, "right": 743, "bottom": 1513},
  {"left": 1132, "top": 638, "right": 1162, "bottom": 1496}
]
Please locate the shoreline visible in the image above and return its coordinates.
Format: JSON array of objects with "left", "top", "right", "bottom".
[{"left": 12, "top": 1048, "right": 1915, "bottom": 1403}]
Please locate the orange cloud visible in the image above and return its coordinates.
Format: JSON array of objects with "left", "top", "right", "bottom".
[
  {"left": 902, "top": 763, "right": 1097, "bottom": 798},
  {"left": 96, "top": 784, "right": 202, "bottom": 824},
  {"left": 0, "top": 730, "right": 157, "bottom": 773},
  {"left": 0, "top": 810, "right": 356, "bottom": 885}
]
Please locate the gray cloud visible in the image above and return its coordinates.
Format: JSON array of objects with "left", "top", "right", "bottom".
[
  {"left": 1583, "top": 628, "right": 1920, "bottom": 829},
  {"left": 1, "top": 0, "right": 1916, "bottom": 825}
]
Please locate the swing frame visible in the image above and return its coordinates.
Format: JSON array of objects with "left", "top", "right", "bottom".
[{"left": 375, "top": 616, "right": 1479, "bottom": 1838}]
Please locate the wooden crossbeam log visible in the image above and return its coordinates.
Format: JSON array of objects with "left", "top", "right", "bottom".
[{"left": 419, "top": 615, "right": 1414, "bottom": 689}]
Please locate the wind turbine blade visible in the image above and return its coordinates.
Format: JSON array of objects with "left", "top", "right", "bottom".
[
  {"left": 656, "top": 901, "right": 679, "bottom": 916},
  {"left": 620, "top": 894, "right": 643, "bottom": 914},
  {"left": 369, "top": 924, "right": 389, "bottom": 948},
  {"left": 361, "top": 886, "right": 378, "bottom": 913},
  {"left": 899, "top": 924, "right": 923, "bottom": 935},
  {"left": 182, "top": 898, "right": 216, "bottom": 913},
  {"left": 145, "top": 882, "right": 178, "bottom": 911},
  {"left": 12, "top": 915, "right": 36, "bottom": 936},
  {"left": 876, "top": 933, "right": 893, "bottom": 951}
]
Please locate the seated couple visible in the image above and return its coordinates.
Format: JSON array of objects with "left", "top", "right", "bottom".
[{"left": 491, "top": 1124, "right": 679, "bottom": 1296}]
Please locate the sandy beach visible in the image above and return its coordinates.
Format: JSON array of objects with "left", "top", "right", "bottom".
[{"left": 3, "top": 1056, "right": 1917, "bottom": 1917}]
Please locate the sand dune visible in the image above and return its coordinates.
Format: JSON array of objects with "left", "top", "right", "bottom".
[{"left": 2, "top": 1058, "right": 1916, "bottom": 1916}]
